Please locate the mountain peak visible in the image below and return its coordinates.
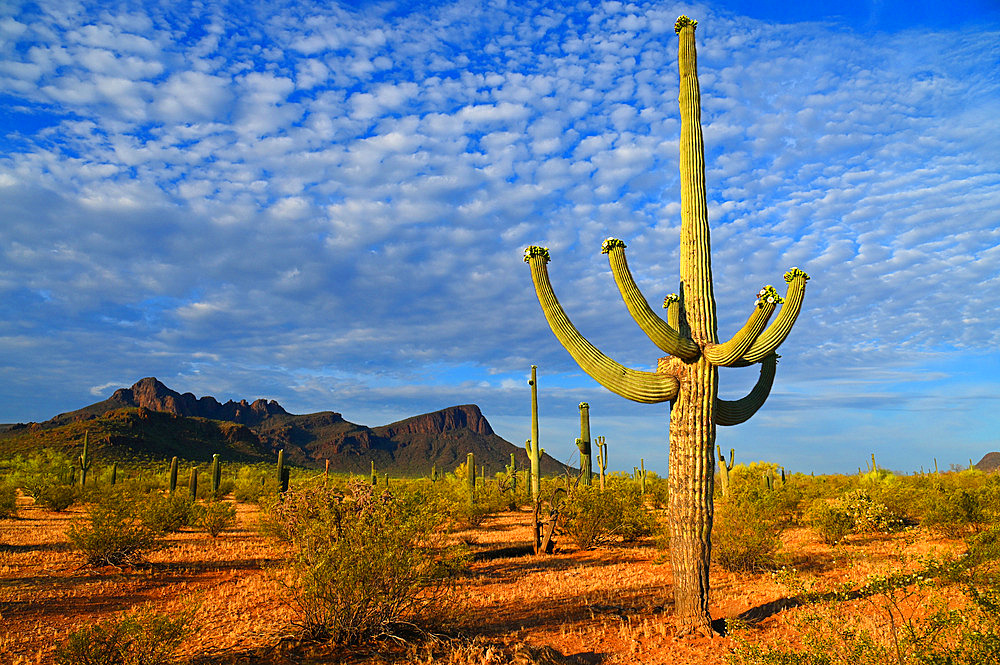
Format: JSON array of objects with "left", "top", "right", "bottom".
[
  {"left": 374, "top": 404, "right": 494, "bottom": 438},
  {"left": 111, "top": 377, "right": 286, "bottom": 425}
]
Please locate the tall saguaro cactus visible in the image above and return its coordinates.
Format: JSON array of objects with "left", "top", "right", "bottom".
[{"left": 523, "top": 16, "right": 809, "bottom": 635}]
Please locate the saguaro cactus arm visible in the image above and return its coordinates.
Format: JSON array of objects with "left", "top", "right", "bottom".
[
  {"left": 602, "top": 239, "right": 700, "bottom": 360},
  {"left": 525, "top": 247, "right": 680, "bottom": 404},
  {"left": 703, "top": 286, "right": 780, "bottom": 366},
  {"left": 738, "top": 269, "right": 809, "bottom": 363},
  {"left": 715, "top": 353, "right": 778, "bottom": 426}
]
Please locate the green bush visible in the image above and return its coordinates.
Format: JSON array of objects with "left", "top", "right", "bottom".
[
  {"left": 66, "top": 489, "right": 163, "bottom": 566},
  {"left": 713, "top": 485, "right": 785, "bottom": 572},
  {"left": 141, "top": 492, "right": 196, "bottom": 533},
  {"left": 0, "top": 480, "right": 17, "bottom": 518},
  {"left": 194, "top": 500, "right": 237, "bottom": 537},
  {"left": 561, "top": 485, "right": 618, "bottom": 549},
  {"left": 273, "top": 481, "right": 466, "bottom": 643},
  {"left": 806, "top": 499, "right": 854, "bottom": 545},
  {"left": 54, "top": 606, "right": 190, "bottom": 665},
  {"left": 28, "top": 481, "right": 78, "bottom": 511},
  {"left": 840, "top": 489, "right": 907, "bottom": 534},
  {"left": 923, "top": 485, "right": 990, "bottom": 538}
]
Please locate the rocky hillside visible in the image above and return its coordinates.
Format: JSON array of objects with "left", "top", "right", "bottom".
[
  {"left": 0, "top": 378, "right": 571, "bottom": 476},
  {"left": 974, "top": 452, "right": 1000, "bottom": 473}
]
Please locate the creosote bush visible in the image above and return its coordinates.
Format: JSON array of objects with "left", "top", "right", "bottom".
[
  {"left": 0, "top": 480, "right": 17, "bottom": 518},
  {"left": 54, "top": 605, "right": 191, "bottom": 665},
  {"left": 713, "top": 483, "right": 788, "bottom": 572},
  {"left": 27, "top": 480, "right": 78, "bottom": 511},
  {"left": 66, "top": 488, "right": 163, "bottom": 566},
  {"left": 562, "top": 479, "right": 655, "bottom": 549},
  {"left": 194, "top": 499, "right": 237, "bottom": 537},
  {"left": 141, "top": 492, "right": 197, "bottom": 533},
  {"left": 268, "top": 481, "right": 467, "bottom": 643}
]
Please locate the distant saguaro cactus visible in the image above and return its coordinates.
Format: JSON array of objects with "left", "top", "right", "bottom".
[
  {"left": 211, "top": 454, "right": 222, "bottom": 499},
  {"left": 169, "top": 456, "right": 179, "bottom": 494},
  {"left": 523, "top": 16, "right": 809, "bottom": 635},
  {"left": 189, "top": 467, "right": 198, "bottom": 502},
  {"left": 576, "top": 402, "right": 592, "bottom": 486},
  {"left": 595, "top": 436, "right": 608, "bottom": 491},
  {"left": 526, "top": 365, "right": 541, "bottom": 501},
  {"left": 78, "top": 431, "right": 92, "bottom": 487},
  {"left": 717, "top": 446, "right": 735, "bottom": 497},
  {"left": 466, "top": 452, "right": 476, "bottom": 506}
]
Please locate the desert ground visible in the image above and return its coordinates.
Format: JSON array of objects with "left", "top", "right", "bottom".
[{"left": 0, "top": 489, "right": 973, "bottom": 665}]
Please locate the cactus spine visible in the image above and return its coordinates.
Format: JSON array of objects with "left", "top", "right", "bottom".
[
  {"left": 78, "top": 431, "right": 92, "bottom": 487},
  {"left": 169, "top": 456, "right": 178, "bottom": 494},
  {"left": 523, "top": 15, "right": 809, "bottom": 635},
  {"left": 595, "top": 436, "right": 608, "bottom": 491},
  {"left": 211, "top": 454, "right": 222, "bottom": 499},
  {"left": 576, "top": 402, "right": 592, "bottom": 486},
  {"left": 526, "top": 365, "right": 541, "bottom": 501},
  {"left": 717, "top": 446, "right": 734, "bottom": 497}
]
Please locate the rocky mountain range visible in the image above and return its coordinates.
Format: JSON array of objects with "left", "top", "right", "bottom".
[{"left": 0, "top": 377, "right": 571, "bottom": 476}]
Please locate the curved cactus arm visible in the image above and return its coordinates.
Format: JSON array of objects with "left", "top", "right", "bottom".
[
  {"left": 738, "top": 269, "right": 809, "bottom": 363},
  {"left": 603, "top": 239, "right": 700, "bottom": 361},
  {"left": 704, "top": 286, "right": 780, "bottom": 366},
  {"left": 525, "top": 246, "right": 680, "bottom": 404},
  {"left": 715, "top": 354, "right": 778, "bottom": 426},
  {"left": 662, "top": 293, "right": 682, "bottom": 330}
]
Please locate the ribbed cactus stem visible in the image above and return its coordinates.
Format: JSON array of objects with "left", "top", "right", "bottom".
[
  {"left": 169, "top": 456, "right": 178, "bottom": 494},
  {"left": 211, "top": 454, "right": 221, "bottom": 499},
  {"left": 189, "top": 467, "right": 198, "bottom": 502},
  {"left": 527, "top": 365, "right": 541, "bottom": 501},
  {"left": 506, "top": 453, "right": 517, "bottom": 496},
  {"left": 370, "top": 460, "right": 377, "bottom": 486},
  {"left": 640, "top": 458, "right": 647, "bottom": 495},
  {"left": 577, "top": 402, "right": 592, "bottom": 486},
  {"left": 467, "top": 452, "right": 476, "bottom": 506},
  {"left": 276, "top": 449, "right": 286, "bottom": 493}
]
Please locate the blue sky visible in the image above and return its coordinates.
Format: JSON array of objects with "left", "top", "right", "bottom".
[{"left": 2, "top": 0, "right": 999, "bottom": 475}]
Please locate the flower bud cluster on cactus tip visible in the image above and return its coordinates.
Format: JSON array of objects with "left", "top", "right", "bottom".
[
  {"left": 755, "top": 285, "right": 784, "bottom": 307},
  {"left": 674, "top": 15, "right": 697, "bottom": 33},
  {"left": 523, "top": 246, "right": 550, "bottom": 263},
  {"left": 601, "top": 237, "right": 627, "bottom": 253}
]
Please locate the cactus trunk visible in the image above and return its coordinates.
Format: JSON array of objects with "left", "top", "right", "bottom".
[
  {"left": 526, "top": 365, "right": 541, "bottom": 501},
  {"left": 276, "top": 449, "right": 286, "bottom": 493},
  {"left": 189, "top": 467, "right": 198, "bottom": 502},
  {"left": 576, "top": 402, "right": 592, "bottom": 486},
  {"left": 169, "top": 456, "right": 178, "bottom": 494},
  {"left": 211, "top": 454, "right": 221, "bottom": 499},
  {"left": 466, "top": 452, "right": 476, "bottom": 506}
]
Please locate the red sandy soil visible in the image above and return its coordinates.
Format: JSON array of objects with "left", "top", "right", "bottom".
[{"left": 0, "top": 492, "right": 965, "bottom": 664}]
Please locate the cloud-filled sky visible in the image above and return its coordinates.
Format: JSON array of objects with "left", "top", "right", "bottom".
[{"left": 2, "top": 0, "right": 999, "bottom": 475}]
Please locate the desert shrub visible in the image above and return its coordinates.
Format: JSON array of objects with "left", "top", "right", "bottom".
[
  {"left": 840, "top": 489, "right": 907, "bottom": 534},
  {"left": 54, "top": 605, "right": 190, "bottom": 665},
  {"left": 275, "top": 481, "right": 466, "bottom": 643},
  {"left": 233, "top": 466, "right": 276, "bottom": 503},
  {"left": 141, "top": 492, "right": 197, "bottom": 533},
  {"left": 66, "top": 489, "right": 163, "bottom": 566},
  {"left": 713, "top": 484, "right": 786, "bottom": 572},
  {"left": 0, "top": 480, "right": 17, "bottom": 518},
  {"left": 561, "top": 480, "right": 655, "bottom": 549},
  {"left": 806, "top": 499, "right": 854, "bottom": 545},
  {"left": 193, "top": 500, "right": 237, "bottom": 537},
  {"left": 922, "top": 483, "right": 992, "bottom": 538},
  {"left": 28, "top": 480, "right": 78, "bottom": 511}
]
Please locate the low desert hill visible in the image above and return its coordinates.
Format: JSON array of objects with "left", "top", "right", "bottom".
[
  {"left": 974, "top": 452, "right": 1000, "bottom": 473},
  {"left": 0, "top": 378, "right": 571, "bottom": 476}
]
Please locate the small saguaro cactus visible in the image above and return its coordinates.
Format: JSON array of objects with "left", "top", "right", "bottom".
[
  {"left": 576, "top": 402, "right": 592, "bottom": 486},
  {"left": 523, "top": 16, "right": 809, "bottom": 635},
  {"left": 431, "top": 463, "right": 439, "bottom": 482},
  {"left": 324, "top": 459, "right": 330, "bottom": 486},
  {"left": 595, "top": 435, "right": 608, "bottom": 491},
  {"left": 78, "top": 431, "right": 92, "bottom": 488},
  {"left": 110, "top": 462, "right": 118, "bottom": 486},
  {"left": 526, "top": 365, "right": 542, "bottom": 501},
  {"left": 466, "top": 452, "right": 476, "bottom": 505},
  {"left": 506, "top": 453, "right": 517, "bottom": 496},
  {"left": 370, "top": 460, "right": 378, "bottom": 486},
  {"left": 717, "top": 446, "right": 735, "bottom": 497},
  {"left": 276, "top": 449, "right": 288, "bottom": 493},
  {"left": 189, "top": 467, "right": 198, "bottom": 502},
  {"left": 169, "top": 456, "right": 179, "bottom": 494},
  {"left": 639, "top": 458, "right": 647, "bottom": 495},
  {"left": 211, "top": 454, "right": 222, "bottom": 499}
]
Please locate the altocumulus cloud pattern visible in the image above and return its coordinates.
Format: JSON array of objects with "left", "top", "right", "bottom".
[{"left": 1, "top": 0, "right": 999, "bottom": 474}]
